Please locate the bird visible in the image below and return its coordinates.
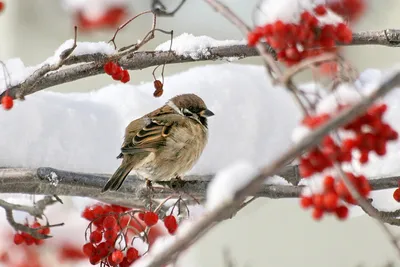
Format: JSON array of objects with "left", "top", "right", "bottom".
[{"left": 101, "top": 93, "right": 214, "bottom": 192}]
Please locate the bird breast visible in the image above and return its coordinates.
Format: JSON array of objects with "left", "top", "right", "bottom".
[{"left": 138, "top": 120, "right": 208, "bottom": 181}]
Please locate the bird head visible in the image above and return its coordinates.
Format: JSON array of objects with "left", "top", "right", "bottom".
[{"left": 167, "top": 94, "right": 214, "bottom": 127}]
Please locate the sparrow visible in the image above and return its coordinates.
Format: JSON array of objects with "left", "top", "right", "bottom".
[{"left": 102, "top": 93, "right": 214, "bottom": 192}]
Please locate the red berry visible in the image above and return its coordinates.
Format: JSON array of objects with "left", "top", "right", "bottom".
[
  {"left": 104, "top": 62, "right": 115, "bottom": 75},
  {"left": 247, "top": 31, "right": 260, "bottom": 46},
  {"left": 285, "top": 47, "right": 300, "bottom": 61},
  {"left": 393, "top": 188, "right": 400, "bottom": 202},
  {"left": 13, "top": 233, "right": 24, "bottom": 245},
  {"left": 82, "top": 208, "right": 95, "bottom": 221},
  {"left": 138, "top": 212, "right": 145, "bottom": 221},
  {"left": 154, "top": 80, "right": 163, "bottom": 91},
  {"left": 103, "top": 216, "right": 117, "bottom": 230},
  {"left": 0, "top": 2, "right": 5, "bottom": 12},
  {"left": 359, "top": 150, "right": 369, "bottom": 164},
  {"left": 323, "top": 192, "right": 339, "bottom": 210},
  {"left": 90, "top": 230, "right": 102, "bottom": 243},
  {"left": 143, "top": 212, "right": 158, "bottom": 227},
  {"left": 111, "top": 250, "right": 124, "bottom": 265},
  {"left": 323, "top": 176, "right": 335, "bottom": 192},
  {"left": 164, "top": 215, "right": 178, "bottom": 234},
  {"left": 82, "top": 243, "right": 95, "bottom": 257},
  {"left": 1, "top": 95, "right": 13, "bottom": 110},
  {"left": 104, "top": 229, "right": 118, "bottom": 242},
  {"left": 336, "top": 23, "right": 353, "bottom": 44},
  {"left": 110, "top": 62, "right": 121, "bottom": 75},
  {"left": 335, "top": 205, "right": 349, "bottom": 220},
  {"left": 120, "top": 70, "right": 130, "bottom": 83},
  {"left": 312, "top": 194, "right": 324, "bottom": 209},
  {"left": 126, "top": 247, "right": 139, "bottom": 262},
  {"left": 89, "top": 255, "right": 101, "bottom": 265},
  {"left": 300, "top": 196, "right": 313, "bottom": 209},
  {"left": 312, "top": 208, "right": 324, "bottom": 220},
  {"left": 34, "top": 239, "right": 44, "bottom": 245},
  {"left": 314, "top": 5, "right": 327, "bottom": 15},
  {"left": 112, "top": 71, "right": 123, "bottom": 81}
]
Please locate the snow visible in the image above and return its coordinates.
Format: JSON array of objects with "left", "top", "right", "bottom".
[
  {"left": 155, "top": 33, "right": 246, "bottom": 60},
  {"left": 46, "top": 39, "right": 115, "bottom": 65},
  {"left": 0, "top": 63, "right": 300, "bottom": 175},
  {"left": 206, "top": 161, "right": 258, "bottom": 210},
  {"left": 254, "top": 0, "right": 344, "bottom": 26}
]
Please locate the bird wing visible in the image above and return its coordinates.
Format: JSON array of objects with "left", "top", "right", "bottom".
[{"left": 120, "top": 114, "right": 180, "bottom": 156}]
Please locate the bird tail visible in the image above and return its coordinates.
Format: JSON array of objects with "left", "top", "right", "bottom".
[{"left": 102, "top": 163, "right": 134, "bottom": 193}]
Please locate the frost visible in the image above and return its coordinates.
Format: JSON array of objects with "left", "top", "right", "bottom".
[
  {"left": 206, "top": 161, "right": 258, "bottom": 210},
  {"left": 155, "top": 33, "right": 245, "bottom": 59}
]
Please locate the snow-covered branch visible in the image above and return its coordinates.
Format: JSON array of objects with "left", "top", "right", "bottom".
[{"left": 1, "top": 29, "right": 400, "bottom": 102}]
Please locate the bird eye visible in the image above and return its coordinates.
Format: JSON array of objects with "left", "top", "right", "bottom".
[{"left": 182, "top": 108, "right": 193, "bottom": 117}]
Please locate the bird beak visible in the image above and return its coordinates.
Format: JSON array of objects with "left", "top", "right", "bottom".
[{"left": 200, "top": 109, "right": 214, "bottom": 117}]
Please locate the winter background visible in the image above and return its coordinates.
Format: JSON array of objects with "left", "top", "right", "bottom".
[{"left": 2, "top": 0, "right": 400, "bottom": 267}]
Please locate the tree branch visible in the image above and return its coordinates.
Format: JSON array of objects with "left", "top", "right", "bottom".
[{"left": 1, "top": 29, "right": 400, "bottom": 101}]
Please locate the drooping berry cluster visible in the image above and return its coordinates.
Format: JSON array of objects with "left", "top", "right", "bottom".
[
  {"left": 1, "top": 94, "right": 13, "bottom": 110},
  {"left": 300, "top": 173, "right": 371, "bottom": 220},
  {"left": 104, "top": 61, "right": 130, "bottom": 83},
  {"left": 82, "top": 203, "right": 179, "bottom": 266},
  {"left": 248, "top": 5, "right": 353, "bottom": 66},
  {"left": 13, "top": 221, "right": 50, "bottom": 246}
]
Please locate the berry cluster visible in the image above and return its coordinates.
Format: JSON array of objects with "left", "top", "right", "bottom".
[
  {"left": 248, "top": 5, "right": 352, "bottom": 66},
  {"left": 82, "top": 203, "right": 179, "bottom": 266},
  {"left": 104, "top": 61, "right": 130, "bottom": 83},
  {"left": 300, "top": 173, "right": 371, "bottom": 220},
  {"left": 298, "top": 103, "right": 397, "bottom": 220},
  {"left": 1, "top": 94, "right": 13, "bottom": 110},
  {"left": 13, "top": 221, "right": 50, "bottom": 246},
  {"left": 300, "top": 104, "right": 398, "bottom": 178}
]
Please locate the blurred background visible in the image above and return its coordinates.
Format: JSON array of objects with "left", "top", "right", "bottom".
[{"left": 1, "top": 0, "right": 400, "bottom": 267}]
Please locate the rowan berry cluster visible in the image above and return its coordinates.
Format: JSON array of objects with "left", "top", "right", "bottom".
[
  {"left": 13, "top": 221, "right": 50, "bottom": 246},
  {"left": 248, "top": 4, "right": 352, "bottom": 66},
  {"left": 298, "top": 103, "right": 398, "bottom": 220},
  {"left": 300, "top": 173, "right": 371, "bottom": 220},
  {"left": 81, "top": 203, "right": 179, "bottom": 266},
  {"left": 104, "top": 61, "right": 130, "bottom": 83}
]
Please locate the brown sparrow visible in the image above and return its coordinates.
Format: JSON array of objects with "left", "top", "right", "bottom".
[{"left": 102, "top": 93, "right": 214, "bottom": 192}]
